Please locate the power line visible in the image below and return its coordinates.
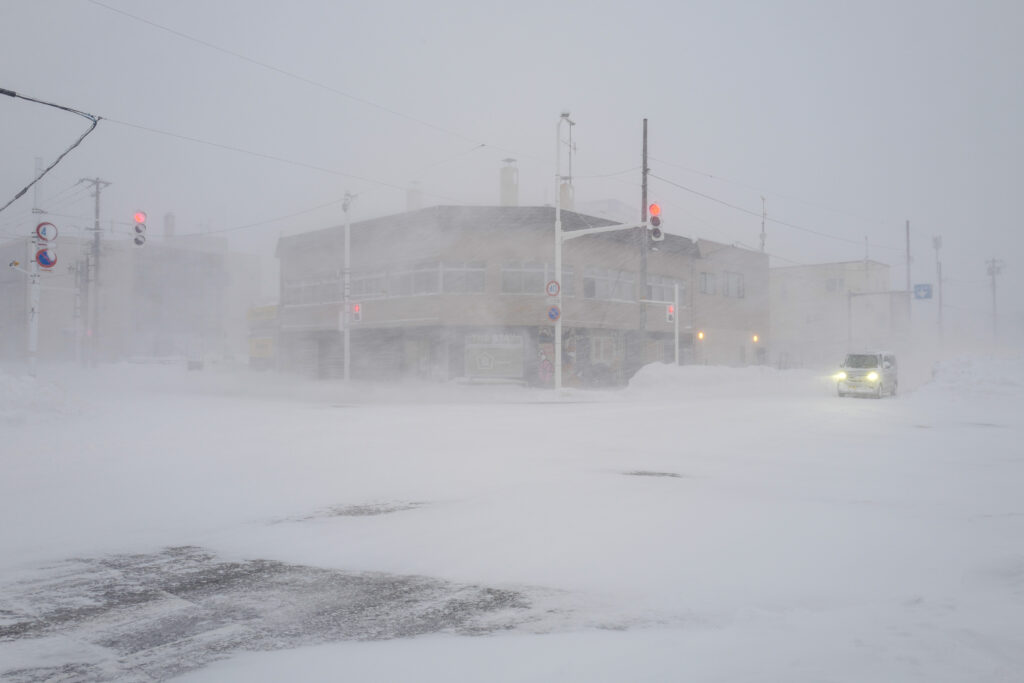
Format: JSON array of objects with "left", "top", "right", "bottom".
[
  {"left": 649, "top": 172, "right": 902, "bottom": 251},
  {"left": 0, "top": 87, "right": 101, "bottom": 214},
  {"left": 104, "top": 116, "right": 467, "bottom": 205},
  {"left": 84, "top": 0, "right": 531, "bottom": 161},
  {"left": 649, "top": 155, "right": 895, "bottom": 230}
]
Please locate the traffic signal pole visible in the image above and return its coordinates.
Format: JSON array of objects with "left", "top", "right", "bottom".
[
  {"left": 640, "top": 119, "right": 648, "bottom": 331},
  {"left": 79, "top": 177, "right": 110, "bottom": 366},
  {"left": 342, "top": 192, "right": 355, "bottom": 381},
  {"left": 554, "top": 114, "right": 653, "bottom": 392}
]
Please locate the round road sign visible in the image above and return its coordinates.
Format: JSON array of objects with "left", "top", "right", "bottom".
[
  {"left": 36, "top": 248, "right": 57, "bottom": 269},
  {"left": 545, "top": 280, "right": 560, "bottom": 296},
  {"left": 35, "top": 222, "right": 58, "bottom": 241},
  {"left": 547, "top": 305, "right": 561, "bottom": 321}
]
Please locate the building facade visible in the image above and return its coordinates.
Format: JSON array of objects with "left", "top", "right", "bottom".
[
  {"left": 770, "top": 260, "right": 908, "bottom": 368},
  {"left": 275, "top": 206, "right": 770, "bottom": 385},
  {"left": 0, "top": 231, "right": 259, "bottom": 366}
]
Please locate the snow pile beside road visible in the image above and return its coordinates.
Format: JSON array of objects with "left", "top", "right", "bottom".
[
  {"left": 0, "top": 368, "right": 71, "bottom": 425},
  {"left": 624, "top": 362, "right": 833, "bottom": 399},
  {"left": 920, "top": 354, "right": 1024, "bottom": 398}
]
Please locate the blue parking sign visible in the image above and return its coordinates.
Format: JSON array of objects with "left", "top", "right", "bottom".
[{"left": 913, "top": 284, "right": 933, "bottom": 299}]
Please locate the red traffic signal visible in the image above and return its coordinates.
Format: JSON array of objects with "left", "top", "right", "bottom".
[
  {"left": 133, "top": 211, "right": 147, "bottom": 246},
  {"left": 351, "top": 302, "right": 362, "bottom": 322},
  {"left": 666, "top": 303, "right": 675, "bottom": 323},
  {"left": 649, "top": 203, "right": 662, "bottom": 228}
]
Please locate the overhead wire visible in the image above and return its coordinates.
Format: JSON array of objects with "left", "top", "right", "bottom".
[
  {"left": 83, "top": 0, "right": 534, "bottom": 163},
  {"left": 649, "top": 171, "right": 904, "bottom": 252},
  {"left": 649, "top": 155, "right": 897, "bottom": 231},
  {"left": 0, "top": 88, "right": 101, "bottom": 214}
]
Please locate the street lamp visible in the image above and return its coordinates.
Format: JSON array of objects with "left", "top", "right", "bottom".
[
  {"left": 554, "top": 113, "right": 574, "bottom": 392},
  {"left": 553, "top": 114, "right": 652, "bottom": 392}
]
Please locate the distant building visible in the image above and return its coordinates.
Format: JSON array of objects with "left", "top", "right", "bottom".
[
  {"left": 0, "top": 232, "right": 260, "bottom": 366},
  {"left": 275, "top": 205, "right": 769, "bottom": 384},
  {"left": 770, "top": 260, "right": 908, "bottom": 368}
]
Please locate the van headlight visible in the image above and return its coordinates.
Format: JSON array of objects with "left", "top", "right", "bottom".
[
  {"left": 866, "top": 371, "right": 879, "bottom": 382},
  {"left": 834, "top": 371, "right": 847, "bottom": 381}
]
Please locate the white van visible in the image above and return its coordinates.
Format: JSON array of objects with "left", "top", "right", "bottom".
[{"left": 834, "top": 352, "right": 898, "bottom": 398}]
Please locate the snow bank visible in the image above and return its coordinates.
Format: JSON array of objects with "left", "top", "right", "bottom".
[
  {"left": 624, "top": 362, "right": 833, "bottom": 399},
  {"left": 920, "top": 354, "right": 1024, "bottom": 398},
  {"left": 0, "top": 368, "right": 73, "bottom": 426}
]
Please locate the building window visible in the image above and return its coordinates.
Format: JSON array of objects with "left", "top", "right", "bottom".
[
  {"left": 723, "top": 271, "right": 745, "bottom": 298},
  {"left": 501, "top": 262, "right": 573, "bottom": 296},
  {"left": 442, "top": 261, "right": 486, "bottom": 293},
  {"left": 412, "top": 261, "right": 440, "bottom": 295},
  {"left": 283, "top": 278, "right": 339, "bottom": 305},
  {"left": 825, "top": 277, "right": 844, "bottom": 292},
  {"left": 699, "top": 271, "right": 717, "bottom": 295},
  {"left": 351, "top": 271, "right": 386, "bottom": 299},
  {"left": 583, "top": 267, "right": 635, "bottom": 301},
  {"left": 591, "top": 335, "right": 617, "bottom": 364},
  {"left": 388, "top": 268, "right": 413, "bottom": 297},
  {"left": 647, "top": 274, "right": 685, "bottom": 303}
]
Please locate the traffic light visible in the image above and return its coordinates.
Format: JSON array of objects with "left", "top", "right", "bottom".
[
  {"left": 647, "top": 203, "right": 664, "bottom": 241},
  {"left": 133, "top": 211, "right": 147, "bottom": 246},
  {"left": 351, "top": 302, "right": 362, "bottom": 322},
  {"left": 666, "top": 303, "right": 675, "bottom": 323}
]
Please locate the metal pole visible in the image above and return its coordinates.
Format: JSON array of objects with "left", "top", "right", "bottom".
[
  {"left": 905, "top": 220, "right": 911, "bottom": 292},
  {"left": 760, "top": 196, "right": 766, "bottom": 253},
  {"left": 847, "top": 290, "right": 852, "bottom": 347},
  {"left": 343, "top": 192, "right": 353, "bottom": 381},
  {"left": 640, "top": 119, "right": 648, "bottom": 332},
  {"left": 80, "top": 177, "right": 110, "bottom": 366},
  {"left": 554, "top": 114, "right": 570, "bottom": 392},
  {"left": 27, "top": 240, "right": 39, "bottom": 377},
  {"left": 988, "top": 258, "right": 1002, "bottom": 340},
  {"left": 933, "top": 236, "right": 943, "bottom": 340},
  {"left": 674, "top": 282, "right": 680, "bottom": 365}
]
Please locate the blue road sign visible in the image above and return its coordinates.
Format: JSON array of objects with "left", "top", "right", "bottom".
[
  {"left": 913, "top": 284, "right": 933, "bottom": 300},
  {"left": 547, "top": 305, "right": 561, "bottom": 321}
]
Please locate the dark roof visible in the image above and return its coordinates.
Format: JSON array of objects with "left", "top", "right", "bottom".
[{"left": 277, "top": 205, "right": 695, "bottom": 254}]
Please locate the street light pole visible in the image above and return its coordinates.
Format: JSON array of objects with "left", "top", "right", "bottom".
[
  {"left": 554, "top": 113, "right": 573, "bottom": 392},
  {"left": 342, "top": 192, "right": 355, "bottom": 381}
]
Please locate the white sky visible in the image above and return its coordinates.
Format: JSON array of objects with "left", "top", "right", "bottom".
[{"left": 2, "top": 0, "right": 1022, "bottom": 318}]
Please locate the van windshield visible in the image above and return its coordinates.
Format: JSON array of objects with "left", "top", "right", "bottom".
[{"left": 844, "top": 354, "right": 879, "bottom": 369}]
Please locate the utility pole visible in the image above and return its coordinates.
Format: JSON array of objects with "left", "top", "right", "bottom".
[
  {"left": 79, "top": 177, "right": 110, "bottom": 366},
  {"left": 342, "top": 192, "right": 355, "bottom": 381},
  {"left": 640, "top": 119, "right": 649, "bottom": 330},
  {"left": 760, "top": 196, "right": 766, "bottom": 253},
  {"left": 27, "top": 158, "right": 44, "bottom": 377},
  {"left": 933, "top": 236, "right": 943, "bottom": 340},
  {"left": 905, "top": 219, "right": 912, "bottom": 322},
  {"left": 554, "top": 112, "right": 574, "bottom": 392},
  {"left": 987, "top": 257, "right": 1003, "bottom": 340}
]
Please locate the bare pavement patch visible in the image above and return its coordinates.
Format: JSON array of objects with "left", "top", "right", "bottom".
[{"left": 0, "top": 547, "right": 531, "bottom": 681}]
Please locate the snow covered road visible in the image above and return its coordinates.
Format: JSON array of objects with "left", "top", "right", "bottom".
[{"left": 1, "top": 357, "right": 1022, "bottom": 681}]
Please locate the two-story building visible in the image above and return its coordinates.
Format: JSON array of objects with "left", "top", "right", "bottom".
[
  {"left": 770, "top": 260, "right": 908, "bottom": 368},
  {"left": 275, "top": 205, "right": 770, "bottom": 385}
]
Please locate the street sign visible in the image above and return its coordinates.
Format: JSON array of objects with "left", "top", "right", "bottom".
[
  {"left": 35, "top": 248, "right": 57, "bottom": 269},
  {"left": 913, "top": 284, "right": 933, "bottom": 300},
  {"left": 35, "top": 222, "right": 58, "bottom": 241},
  {"left": 546, "top": 280, "right": 560, "bottom": 296},
  {"left": 547, "top": 305, "right": 561, "bottom": 321}
]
